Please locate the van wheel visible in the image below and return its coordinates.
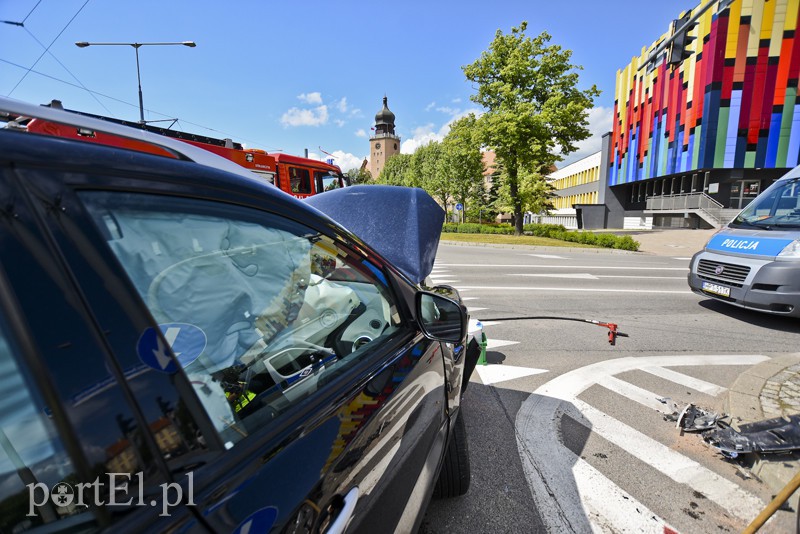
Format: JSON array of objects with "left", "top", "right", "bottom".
[{"left": 433, "top": 413, "right": 470, "bottom": 498}]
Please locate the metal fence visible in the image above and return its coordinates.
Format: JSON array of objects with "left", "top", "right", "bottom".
[{"left": 645, "top": 192, "right": 723, "bottom": 211}]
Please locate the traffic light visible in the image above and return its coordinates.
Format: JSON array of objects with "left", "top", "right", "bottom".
[{"left": 668, "top": 13, "right": 697, "bottom": 66}]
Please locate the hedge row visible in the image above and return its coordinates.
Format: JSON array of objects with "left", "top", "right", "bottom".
[{"left": 441, "top": 223, "right": 640, "bottom": 251}]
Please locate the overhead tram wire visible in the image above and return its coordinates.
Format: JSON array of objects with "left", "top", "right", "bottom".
[
  {"left": 21, "top": 0, "right": 43, "bottom": 24},
  {"left": 22, "top": 27, "right": 114, "bottom": 117},
  {"left": 8, "top": 0, "right": 91, "bottom": 96},
  {"left": 0, "top": 58, "right": 283, "bottom": 153},
  {"left": 1, "top": 0, "right": 43, "bottom": 27}
]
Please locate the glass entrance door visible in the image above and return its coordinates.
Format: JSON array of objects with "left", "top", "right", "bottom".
[{"left": 730, "top": 180, "right": 761, "bottom": 209}]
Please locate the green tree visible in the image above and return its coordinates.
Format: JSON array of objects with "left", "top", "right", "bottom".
[
  {"left": 376, "top": 153, "right": 412, "bottom": 185},
  {"left": 463, "top": 21, "right": 599, "bottom": 235},
  {"left": 344, "top": 166, "right": 371, "bottom": 185},
  {"left": 413, "top": 142, "right": 448, "bottom": 208},
  {"left": 442, "top": 114, "right": 485, "bottom": 223}
]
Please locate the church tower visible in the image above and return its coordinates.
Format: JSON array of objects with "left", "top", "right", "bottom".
[{"left": 368, "top": 96, "right": 401, "bottom": 179}]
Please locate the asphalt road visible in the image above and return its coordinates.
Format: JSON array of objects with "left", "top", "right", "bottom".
[{"left": 420, "top": 242, "right": 800, "bottom": 534}]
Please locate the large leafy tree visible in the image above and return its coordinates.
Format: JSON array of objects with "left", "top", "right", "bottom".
[
  {"left": 376, "top": 153, "right": 413, "bottom": 186},
  {"left": 463, "top": 21, "right": 599, "bottom": 234},
  {"left": 344, "top": 166, "right": 372, "bottom": 185},
  {"left": 441, "top": 114, "right": 485, "bottom": 223},
  {"left": 413, "top": 142, "right": 448, "bottom": 209}
]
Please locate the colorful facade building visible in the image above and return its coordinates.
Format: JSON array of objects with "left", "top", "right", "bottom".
[{"left": 605, "top": 0, "right": 800, "bottom": 229}]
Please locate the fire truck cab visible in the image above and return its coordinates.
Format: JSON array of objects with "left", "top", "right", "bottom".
[{"left": 19, "top": 100, "right": 347, "bottom": 199}]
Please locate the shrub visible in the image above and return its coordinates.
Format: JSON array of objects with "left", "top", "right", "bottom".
[{"left": 440, "top": 223, "right": 640, "bottom": 251}]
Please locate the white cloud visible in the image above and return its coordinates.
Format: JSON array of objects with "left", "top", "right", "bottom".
[
  {"left": 334, "top": 119, "right": 346, "bottom": 127},
  {"left": 335, "top": 97, "right": 348, "bottom": 113},
  {"left": 280, "top": 105, "right": 329, "bottom": 127},
  {"left": 400, "top": 108, "right": 483, "bottom": 154},
  {"left": 452, "top": 97, "right": 462, "bottom": 104},
  {"left": 557, "top": 106, "right": 614, "bottom": 166},
  {"left": 400, "top": 123, "right": 449, "bottom": 153},
  {"left": 355, "top": 129, "right": 367, "bottom": 138},
  {"left": 425, "top": 101, "right": 436, "bottom": 112},
  {"left": 307, "top": 150, "right": 365, "bottom": 172},
  {"left": 298, "top": 92, "right": 323, "bottom": 104}
]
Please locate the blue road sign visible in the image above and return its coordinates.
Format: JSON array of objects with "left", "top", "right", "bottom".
[{"left": 137, "top": 323, "right": 206, "bottom": 373}]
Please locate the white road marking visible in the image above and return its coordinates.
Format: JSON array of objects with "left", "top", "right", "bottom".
[
  {"left": 508, "top": 273, "right": 599, "bottom": 280},
  {"left": 517, "top": 394, "right": 673, "bottom": 533},
  {"left": 429, "top": 278, "right": 458, "bottom": 284},
  {"left": 573, "top": 457, "right": 675, "bottom": 533},
  {"left": 457, "top": 286, "right": 692, "bottom": 294},
  {"left": 516, "top": 355, "right": 770, "bottom": 532},
  {"left": 595, "top": 375, "right": 669, "bottom": 412},
  {"left": 436, "top": 263, "right": 688, "bottom": 270},
  {"left": 674, "top": 257, "right": 693, "bottom": 260},
  {"left": 596, "top": 275, "right": 687, "bottom": 280},
  {"left": 467, "top": 307, "right": 487, "bottom": 312},
  {"left": 475, "top": 365, "right": 548, "bottom": 385},
  {"left": 573, "top": 399, "right": 763, "bottom": 522},
  {"left": 486, "top": 339, "right": 519, "bottom": 349},
  {"left": 460, "top": 297, "right": 479, "bottom": 301},
  {"left": 641, "top": 366, "right": 728, "bottom": 396},
  {"left": 526, "top": 254, "right": 567, "bottom": 259}
]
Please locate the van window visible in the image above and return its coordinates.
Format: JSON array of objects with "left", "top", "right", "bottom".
[
  {"left": 289, "top": 167, "right": 311, "bottom": 194},
  {"left": 733, "top": 177, "right": 800, "bottom": 229},
  {"left": 315, "top": 171, "right": 342, "bottom": 192}
]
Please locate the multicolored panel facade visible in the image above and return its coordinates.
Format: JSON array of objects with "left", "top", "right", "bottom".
[{"left": 610, "top": 0, "right": 800, "bottom": 185}]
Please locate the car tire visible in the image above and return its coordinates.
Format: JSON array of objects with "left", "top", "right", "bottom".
[{"left": 433, "top": 412, "right": 470, "bottom": 498}]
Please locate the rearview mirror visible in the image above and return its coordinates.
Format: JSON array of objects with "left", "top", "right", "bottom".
[{"left": 416, "top": 292, "right": 467, "bottom": 344}]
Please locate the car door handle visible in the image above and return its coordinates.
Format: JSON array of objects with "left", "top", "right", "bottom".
[{"left": 326, "top": 486, "right": 359, "bottom": 534}]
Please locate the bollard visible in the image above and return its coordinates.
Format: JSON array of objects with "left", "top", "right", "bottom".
[{"left": 478, "top": 332, "right": 488, "bottom": 366}]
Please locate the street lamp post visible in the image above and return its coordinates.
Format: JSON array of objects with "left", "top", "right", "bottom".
[{"left": 75, "top": 41, "right": 196, "bottom": 126}]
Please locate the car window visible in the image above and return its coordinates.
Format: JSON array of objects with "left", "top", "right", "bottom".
[
  {"left": 289, "top": 167, "right": 312, "bottom": 194},
  {"left": 315, "top": 171, "right": 342, "bottom": 192},
  {"left": 0, "top": 313, "right": 96, "bottom": 532},
  {"left": 79, "top": 192, "right": 405, "bottom": 448}
]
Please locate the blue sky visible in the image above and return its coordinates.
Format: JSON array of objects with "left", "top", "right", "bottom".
[{"left": 1, "top": 0, "right": 685, "bottom": 171}]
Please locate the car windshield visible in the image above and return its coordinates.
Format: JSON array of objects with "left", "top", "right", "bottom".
[{"left": 731, "top": 178, "right": 800, "bottom": 229}]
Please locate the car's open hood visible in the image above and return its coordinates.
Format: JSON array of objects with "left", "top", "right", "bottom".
[{"left": 305, "top": 186, "right": 444, "bottom": 284}]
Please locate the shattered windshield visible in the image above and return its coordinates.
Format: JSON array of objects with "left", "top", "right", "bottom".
[{"left": 731, "top": 177, "right": 800, "bottom": 229}]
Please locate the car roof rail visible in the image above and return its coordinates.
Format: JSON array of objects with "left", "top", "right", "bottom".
[{"left": 0, "top": 96, "right": 261, "bottom": 182}]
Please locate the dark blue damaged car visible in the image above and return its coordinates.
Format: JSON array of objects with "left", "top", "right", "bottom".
[{"left": 0, "top": 97, "right": 478, "bottom": 533}]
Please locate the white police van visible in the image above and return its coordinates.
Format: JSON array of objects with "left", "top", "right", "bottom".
[{"left": 688, "top": 166, "right": 800, "bottom": 317}]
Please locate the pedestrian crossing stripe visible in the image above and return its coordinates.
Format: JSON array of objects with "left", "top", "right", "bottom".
[
  {"left": 517, "top": 355, "right": 771, "bottom": 532},
  {"left": 486, "top": 339, "right": 518, "bottom": 349},
  {"left": 475, "top": 365, "right": 548, "bottom": 385}
]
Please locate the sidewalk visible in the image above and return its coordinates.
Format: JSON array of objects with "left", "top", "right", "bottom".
[
  {"left": 611, "top": 228, "right": 717, "bottom": 256},
  {"left": 725, "top": 354, "right": 800, "bottom": 508}
]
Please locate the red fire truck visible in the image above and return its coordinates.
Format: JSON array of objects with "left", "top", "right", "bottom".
[{"left": 22, "top": 102, "right": 348, "bottom": 198}]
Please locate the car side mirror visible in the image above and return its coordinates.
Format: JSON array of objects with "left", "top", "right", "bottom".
[{"left": 416, "top": 292, "right": 467, "bottom": 344}]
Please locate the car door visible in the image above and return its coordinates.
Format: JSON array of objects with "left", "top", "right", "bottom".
[
  {"left": 18, "top": 149, "right": 450, "bottom": 532},
  {"left": 0, "top": 157, "right": 206, "bottom": 532}
]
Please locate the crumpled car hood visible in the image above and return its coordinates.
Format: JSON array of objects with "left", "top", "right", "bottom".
[{"left": 305, "top": 186, "right": 444, "bottom": 284}]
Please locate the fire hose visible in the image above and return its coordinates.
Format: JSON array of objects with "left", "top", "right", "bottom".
[{"left": 478, "top": 316, "right": 629, "bottom": 345}]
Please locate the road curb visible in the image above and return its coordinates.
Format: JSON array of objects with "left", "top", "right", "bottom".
[
  {"left": 725, "top": 353, "right": 800, "bottom": 507},
  {"left": 438, "top": 240, "right": 640, "bottom": 255}
]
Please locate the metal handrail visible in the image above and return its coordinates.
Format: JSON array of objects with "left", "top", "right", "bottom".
[{"left": 645, "top": 192, "right": 723, "bottom": 211}]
